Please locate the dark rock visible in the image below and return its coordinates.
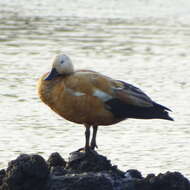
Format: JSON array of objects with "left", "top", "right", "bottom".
[
  {"left": 47, "top": 152, "right": 67, "bottom": 177},
  {"left": 0, "top": 170, "right": 6, "bottom": 186},
  {"left": 125, "top": 169, "right": 143, "bottom": 179},
  {"left": 135, "top": 171, "right": 190, "bottom": 190},
  {"left": 0, "top": 151, "right": 189, "bottom": 190},
  {"left": 0, "top": 154, "right": 49, "bottom": 190},
  {"left": 50, "top": 166, "right": 67, "bottom": 177},
  {"left": 48, "top": 150, "right": 124, "bottom": 190},
  {"left": 49, "top": 174, "right": 113, "bottom": 190},
  {"left": 47, "top": 152, "right": 66, "bottom": 168},
  {"left": 146, "top": 173, "right": 156, "bottom": 180},
  {"left": 66, "top": 150, "right": 120, "bottom": 174}
]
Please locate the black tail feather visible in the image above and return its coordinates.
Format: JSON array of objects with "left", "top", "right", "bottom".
[
  {"left": 152, "top": 102, "right": 174, "bottom": 121},
  {"left": 153, "top": 102, "right": 172, "bottom": 112},
  {"left": 105, "top": 98, "right": 174, "bottom": 121}
]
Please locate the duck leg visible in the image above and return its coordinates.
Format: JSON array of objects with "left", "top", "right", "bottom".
[
  {"left": 84, "top": 124, "right": 91, "bottom": 151},
  {"left": 90, "top": 125, "right": 98, "bottom": 150}
]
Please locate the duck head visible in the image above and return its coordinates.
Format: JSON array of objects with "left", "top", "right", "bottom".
[{"left": 44, "top": 54, "right": 74, "bottom": 80}]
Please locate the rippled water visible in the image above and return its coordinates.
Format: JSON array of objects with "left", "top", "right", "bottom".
[{"left": 0, "top": 0, "right": 190, "bottom": 177}]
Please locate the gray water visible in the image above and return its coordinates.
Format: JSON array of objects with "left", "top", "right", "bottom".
[{"left": 0, "top": 0, "right": 190, "bottom": 177}]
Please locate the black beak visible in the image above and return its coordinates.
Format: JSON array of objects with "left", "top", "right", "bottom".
[{"left": 44, "top": 68, "right": 60, "bottom": 80}]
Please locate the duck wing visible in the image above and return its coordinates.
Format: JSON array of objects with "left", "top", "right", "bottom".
[
  {"left": 105, "top": 80, "right": 173, "bottom": 120},
  {"left": 113, "top": 81, "right": 154, "bottom": 108}
]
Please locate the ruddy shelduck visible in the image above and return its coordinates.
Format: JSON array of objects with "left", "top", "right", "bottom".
[{"left": 37, "top": 54, "right": 173, "bottom": 151}]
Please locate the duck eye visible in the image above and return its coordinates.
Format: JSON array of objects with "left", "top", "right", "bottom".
[{"left": 60, "top": 60, "right": 64, "bottom": 64}]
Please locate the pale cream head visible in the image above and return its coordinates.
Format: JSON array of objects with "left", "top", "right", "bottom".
[{"left": 52, "top": 54, "right": 74, "bottom": 75}]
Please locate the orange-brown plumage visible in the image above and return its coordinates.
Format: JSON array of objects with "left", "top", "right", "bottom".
[
  {"left": 37, "top": 54, "right": 173, "bottom": 151},
  {"left": 38, "top": 70, "right": 122, "bottom": 126}
]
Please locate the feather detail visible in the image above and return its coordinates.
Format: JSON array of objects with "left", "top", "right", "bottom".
[{"left": 113, "top": 81, "right": 153, "bottom": 107}]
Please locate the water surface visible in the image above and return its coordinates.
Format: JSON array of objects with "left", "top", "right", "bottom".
[{"left": 0, "top": 0, "right": 190, "bottom": 177}]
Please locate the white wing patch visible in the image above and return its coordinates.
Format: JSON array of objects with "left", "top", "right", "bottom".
[
  {"left": 65, "top": 88, "right": 86, "bottom": 96},
  {"left": 65, "top": 87, "right": 112, "bottom": 102},
  {"left": 93, "top": 89, "right": 112, "bottom": 102}
]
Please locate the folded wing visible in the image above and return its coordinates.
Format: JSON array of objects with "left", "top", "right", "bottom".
[
  {"left": 105, "top": 80, "right": 173, "bottom": 121},
  {"left": 113, "top": 81, "right": 154, "bottom": 108}
]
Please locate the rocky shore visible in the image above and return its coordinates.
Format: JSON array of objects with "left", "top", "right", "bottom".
[{"left": 0, "top": 150, "right": 189, "bottom": 190}]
